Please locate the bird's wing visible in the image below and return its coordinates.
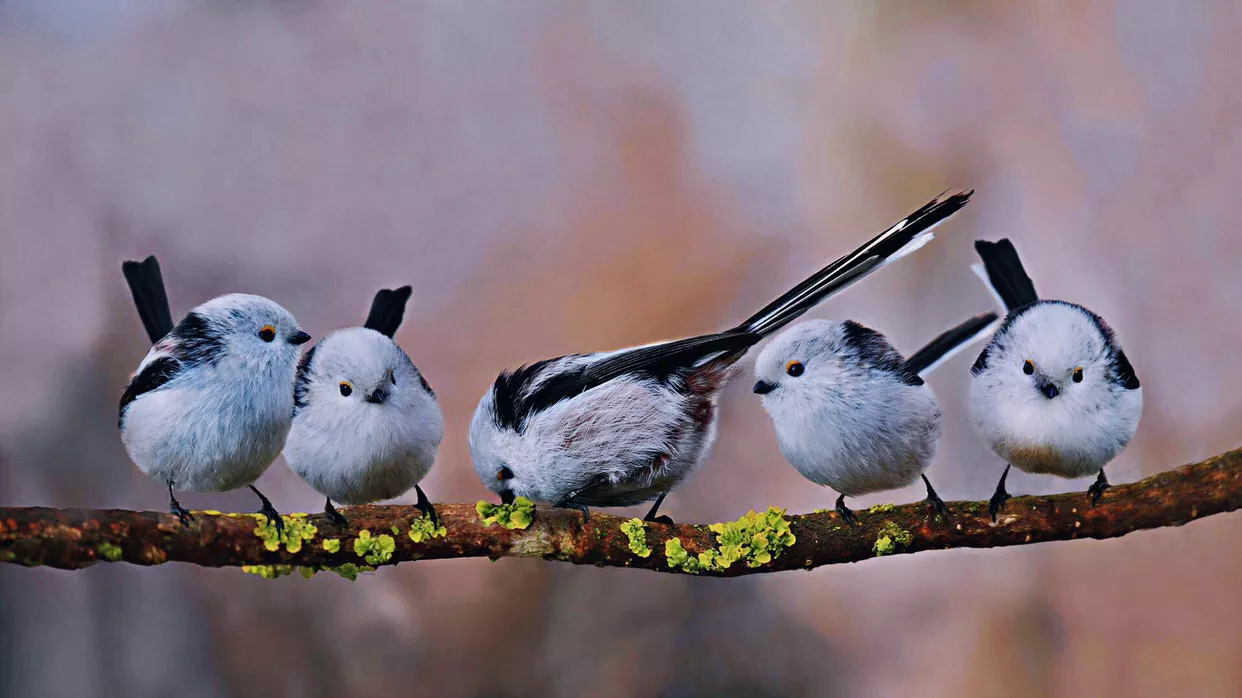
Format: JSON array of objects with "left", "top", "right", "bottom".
[{"left": 118, "top": 355, "right": 182, "bottom": 428}]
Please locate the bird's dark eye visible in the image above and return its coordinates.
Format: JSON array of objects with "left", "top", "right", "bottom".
[
  {"left": 390, "top": 370, "right": 397, "bottom": 386},
  {"left": 497, "top": 466, "right": 514, "bottom": 481},
  {"left": 1072, "top": 367, "right": 1084, "bottom": 383},
  {"left": 785, "top": 361, "right": 805, "bottom": 377},
  {"left": 1023, "top": 360, "right": 1035, "bottom": 375},
  {"left": 259, "top": 325, "right": 276, "bottom": 342},
  {"left": 339, "top": 381, "right": 353, "bottom": 397}
]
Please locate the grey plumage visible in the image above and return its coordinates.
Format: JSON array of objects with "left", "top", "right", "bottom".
[
  {"left": 753, "top": 312, "right": 997, "bottom": 522},
  {"left": 469, "top": 191, "right": 974, "bottom": 522},
  {"left": 119, "top": 257, "right": 311, "bottom": 527},
  {"left": 969, "top": 239, "right": 1143, "bottom": 519},
  {"left": 284, "top": 288, "right": 443, "bottom": 525}
]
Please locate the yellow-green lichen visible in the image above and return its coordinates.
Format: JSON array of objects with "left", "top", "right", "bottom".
[
  {"left": 322, "top": 539, "right": 341, "bottom": 553},
  {"left": 1, "top": 551, "right": 14, "bottom": 563},
  {"left": 408, "top": 517, "right": 447, "bottom": 543},
  {"left": 873, "top": 521, "right": 913, "bottom": 557},
  {"left": 391, "top": 525, "right": 401, "bottom": 536},
  {"left": 353, "top": 530, "right": 395, "bottom": 565},
  {"left": 96, "top": 542, "right": 123, "bottom": 562},
  {"left": 242, "top": 564, "right": 295, "bottom": 579},
  {"left": 330, "top": 562, "right": 374, "bottom": 581},
  {"left": 868, "top": 503, "right": 896, "bottom": 515},
  {"left": 620, "top": 519, "right": 651, "bottom": 558},
  {"left": 298, "top": 566, "right": 318, "bottom": 579},
  {"left": 476, "top": 497, "right": 535, "bottom": 530},
  {"left": 252, "top": 513, "right": 318, "bottom": 553},
  {"left": 663, "top": 507, "right": 797, "bottom": 573}
]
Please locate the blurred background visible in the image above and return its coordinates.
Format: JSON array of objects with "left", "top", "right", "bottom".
[{"left": 1, "top": 1, "right": 1240, "bottom": 696}]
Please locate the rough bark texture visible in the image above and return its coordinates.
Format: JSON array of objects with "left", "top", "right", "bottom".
[{"left": 2, "top": 447, "right": 1240, "bottom": 577}]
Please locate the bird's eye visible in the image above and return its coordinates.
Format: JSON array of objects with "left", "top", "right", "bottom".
[
  {"left": 339, "top": 381, "right": 353, "bottom": 397},
  {"left": 389, "top": 370, "right": 396, "bottom": 386},
  {"left": 1023, "top": 360, "right": 1035, "bottom": 375},
  {"left": 259, "top": 325, "right": 276, "bottom": 342},
  {"left": 497, "top": 466, "right": 515, "bottom": 481},
  {"left": 1072, "top": 367, "right": 1084, "bottom": 383},
  {"left": 785, "top": 361, "right": 805, "bottom": 377}
]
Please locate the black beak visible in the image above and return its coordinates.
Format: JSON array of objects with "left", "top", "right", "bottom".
[
  {"left": 499, "top": 490, "right": 515, "bottom": 506},
  {"left": 753, "top": 380, "right": 777, "bottom": 395},
  {"left": 289, "top": 330, "right": 312, "bottom": 345},
  {"left": 366, "top": 389, "right": 388, "bottom": 405},
  {"left": 1038, "top": 380, "right": 1059, "bottom": 400}
]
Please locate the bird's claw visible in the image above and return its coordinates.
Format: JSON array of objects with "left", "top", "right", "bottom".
[
  {"left": 988, "top": 489, "right": 1011, "bottom": 522},
  {"left": 645, "top": 514, "right": 675, "bottom": 526},
  {"left": 1087, "top": 471, "right": 1110, "bottom": 506},
  {"left": 835, "top": 495, "right": 858, "bottom": 527},
  {"left": 170, "top": 503, "right": 194, "bottom": 527},
  {"left": 414, "top": 486, "right": 440, "bottom": 527}
]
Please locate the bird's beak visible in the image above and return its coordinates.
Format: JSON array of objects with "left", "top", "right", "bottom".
[
  {"left": 366, "top": 388, "right": 388, "bottom": 405},
  {"left": 753, "top": 380, "right": 777, "bottom": 395},
  {"left": 289, "top": 330, "right": 312, "bottom": 345},
  {"left": 1036, "top": 378, "right": 1059, "bottom": 400},
  {"left": 499, "top": 490, "right": 515, "bottom": 506}
]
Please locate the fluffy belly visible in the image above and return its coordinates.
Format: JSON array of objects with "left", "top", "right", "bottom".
[{"left": 999, "top": 443, "right": 1103, "bottom": 479}]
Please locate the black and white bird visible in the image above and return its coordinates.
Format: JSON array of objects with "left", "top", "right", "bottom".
[
  {"left": 469, "top": 191, "right": 973, "bottom": 523},
  {"left": 752, "top": 312, "right": 998, "bottom": 524},
  {"left": 119, "top": 256, "right": 311, "bottom": 530},
  {"left": 969, "top": 239, "right": 1142, "bottom": 520},
  {"left": 284, "top": 286, "right": 443, "bottom": 527}
]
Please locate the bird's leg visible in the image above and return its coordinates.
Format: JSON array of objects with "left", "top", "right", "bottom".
[
  {"left": 168, "top": 481, "right": 193, "bottom": 527},
  {"left": 414, "top": 485, "right": 439, "bottom": 527},
  {"left": 323, "top": 497, "right": 348, "bottom": 529},
  {"left": 921, "top": 474, "right": 952, "bottom": 523},
  {"left": 835, "top": 493, "right": 858, "bottom": 526},
  {"left": 643, "top": 490, "right": 675, "bottom": 526},
  {"left": 1087, "top": 469, "right": 1110, "bottom": 506},
  {"left": 249, "top": 485, "right": 284, "bottom": 535},
  {"left": 988, "top": 465, "right": 1013, "bottom": 522},
  {"left": 554, "top": 475, "right": 608, "bottom": 525}
]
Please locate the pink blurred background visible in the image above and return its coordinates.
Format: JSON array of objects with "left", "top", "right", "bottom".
[{"left": 1, "top": 2, "right": 1240, "bottom": 696}]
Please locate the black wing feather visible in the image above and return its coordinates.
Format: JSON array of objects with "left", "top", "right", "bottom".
[
  {"left": 974, "top": 239, "right": 1039, "bottom": 311},
  {"left": 122, "top": 256, "right": 174, "bottom": 344},
  {"left": 903, "top": 312, "right": 999, "bottom": 376},
  {"left": 364, "top": 286, "right": 413, "bottom": 338},
  {"left": 118, "top": 356, "right": 181, "bottom": 428},
  {"left": 492, "top": 331, "right": 761, "bottom": 432}
]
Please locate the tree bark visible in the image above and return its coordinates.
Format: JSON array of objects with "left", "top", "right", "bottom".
[{"left": 2, "top": 446, "right": 1239, "bottom": 577}]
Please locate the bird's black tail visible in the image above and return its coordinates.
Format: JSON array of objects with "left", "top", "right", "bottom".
[
  {"left": 973, "top": 239, "right": 1038, "bottom": 311},
  {"left": 903, "top": 311, "right": 1000, "bottom": 377},
  {"left": 122, "top": 255, "right": 174, "bottom": 344},
  {"left": 364, "top": 286, "right": 413, "bottom": 338},
  {"left": 734, "top": 190, "right": 973, "bottom": 338}
]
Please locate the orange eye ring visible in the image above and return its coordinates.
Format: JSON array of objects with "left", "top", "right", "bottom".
[
  {"left": 258, "top": 325, "right": 277, "bottom": 342},
  {"left": 1072, "top": 367, "right": 1084, "bottom": 383},
  {"left": 1023, "top": 360, "right": 1035, "bottom": 375},
  {"left": 785, "top": 360, "right": 805, "bottom": 377},
  {"left": 339, "top": 381, "right": 353, "bottom": 397}
]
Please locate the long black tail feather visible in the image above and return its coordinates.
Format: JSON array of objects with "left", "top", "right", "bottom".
[
  {"left": 735, "top": 190, "right": 973, "bottom": 337},
  {"left": 364, "top": 286, "right": 413, "bottom": 338},
  {"left": 122, "top": 255, "right": 174, "bottom": 344},
  {"left": 973, "top": 239, "right": 1039, "bottom": 311},
  {"left": 903, "top": 311, "right": 1000, "bottom": 377}
]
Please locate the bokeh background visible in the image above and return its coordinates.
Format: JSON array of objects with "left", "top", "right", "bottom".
[{"left": 2, "top": 2, "right": 1240, "bottom": 696}]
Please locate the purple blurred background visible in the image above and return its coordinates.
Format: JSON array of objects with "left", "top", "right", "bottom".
[{"left": 1, "top": 2, "right": 1240, "bottom": 696}]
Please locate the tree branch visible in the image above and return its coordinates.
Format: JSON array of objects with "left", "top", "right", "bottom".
[{"left": 2, "top": 447, "right": 1240, "bottom": 577}]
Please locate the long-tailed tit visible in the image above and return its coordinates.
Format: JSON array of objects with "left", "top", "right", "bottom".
[
  {"left": 284, "top": 286, "right": 443, "bottom": 527},
  {"left": 469, "top": 191, "right": 973, "bottom": 523},
  {"left": 752, "top": 312, "right": 998, "bottom": 524},
  {"left": 969, "top": 239, "right": 1142, "bottom": 520},
  {"left": 119, "top": 256, "right": 311, "bottom": 530}
]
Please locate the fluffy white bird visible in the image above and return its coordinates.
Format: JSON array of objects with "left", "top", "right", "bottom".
[
  {"left": 469, "top": 191, "right": 973, "bottom": 523},
  {"left": 752, "top": 312, "right": 998, "bottom": 524},
  {"left": 119, "top": 256, "right": 311, "bottom": 530},
  {"left": 284, "top": 286, "right": 443, "bottom": 527},
  {"left": 969, "top": 239, "right": 1143, "bottom": 520}
]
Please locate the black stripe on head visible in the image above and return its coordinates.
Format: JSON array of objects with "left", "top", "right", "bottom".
[
  {"left": 293, "top": 344, "right": 318, "bottom": 413},
  {"left": 840, "top": 320, "right": 923, "bottom": 386},
  {"left": 118, "top": 356, "right": 181, "bottom": 428},
  {"left": 170, "top": 312, "right": 226, "bottom": 367},
  {"left": 416, "top": 371, "right": 436, "bottom": 398}
]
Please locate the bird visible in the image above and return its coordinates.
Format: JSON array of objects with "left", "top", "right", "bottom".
[
  {"left": 468, "top": 190, "right": 974, "bottom": 524},
  {"left": 284, "top": 286, "right": 443, "bottom": 528},
  {"left": 119, "top": 255, "right": 311, "bottom": 531},
  {"left": 752, "top": 312, "right": 998, "bottom": 524},
  {"left": 969, "top": 239, "right": 1142, "bottom": 521}
]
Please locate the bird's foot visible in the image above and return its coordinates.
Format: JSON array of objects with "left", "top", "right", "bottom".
[
  {"left": 170, "top": 501, "right": 194, "bottom": 528},
  {"left": 645, "top": 514, "right": 675, "bottom": 526},
  {"left": 1087, "top": 470, "right": 1110, "bottom": 506},
  {"left": 414, "top": 485, "right": 439, "bottom": 527},
  {"left": 921, "top": 474, "right": 952, "bottom": 524},
  {"left": 556, "top": 501, "right": 590, "bottom": 524},
  {"left": 250, "top": 485, "right": 284, "bottom": 536},
  {"left": 323, "top": 500, "right": 348, "bottom": 529},
  {"left": 835, "top": 494, "right": 858, "bottom": 526},
  {"left": 988, "top": 465, "right": 1013, "bottom": 523}
]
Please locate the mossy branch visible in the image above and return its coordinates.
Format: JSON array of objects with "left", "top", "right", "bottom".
[{"left": 1, "top": 447, "right": 1240, "bottom": 577}]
